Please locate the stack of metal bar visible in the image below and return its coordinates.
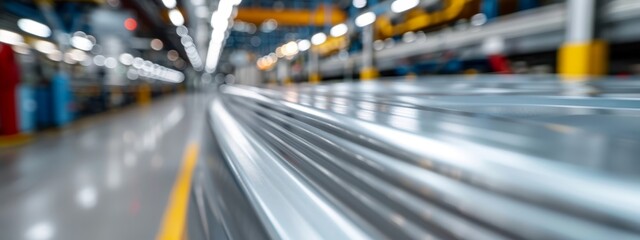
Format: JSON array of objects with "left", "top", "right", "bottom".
[{"left": 195, "top": 76, "right": 640, "bottom": 240}]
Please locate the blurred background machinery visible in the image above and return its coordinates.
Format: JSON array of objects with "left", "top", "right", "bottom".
[{"left": 2, "top": 0, "right": 640, "bottom": 135}]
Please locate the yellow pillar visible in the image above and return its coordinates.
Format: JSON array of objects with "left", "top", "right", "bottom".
[
  {"left": 558, "top": 40, "right": 608, "bottom": 80},
  {"left": 283, "top": 77, "right": 293, "bottom": 86},
  {"left": 138, "top": 84, "right": 152, "bottom": 105},
  {"left": 309, "top": 73, "right": 321, "bottom": 84},
  {"left": 360, "top": 67, "right": 379, "bottom": 81}
]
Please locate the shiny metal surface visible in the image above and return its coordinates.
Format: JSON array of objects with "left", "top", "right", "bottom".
[
  {"left": 208, "top": 76, "right": 640, "bottom": 240},
  {"left": 0, "top": 94, "right": 211, "bottom": 240}
]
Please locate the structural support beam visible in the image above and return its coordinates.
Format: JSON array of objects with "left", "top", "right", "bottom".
[
  {"left": 558, "top": 0, "right": 608, "bottom": 79},
  {"left": 235, "top": 6, "right": 347, "bottom": 26},
  {"left": 360, "top": 25, "right": 378, "bottom": 81},
  {"left": 308, "top": 51, "right": 321, "bottom": 84}
]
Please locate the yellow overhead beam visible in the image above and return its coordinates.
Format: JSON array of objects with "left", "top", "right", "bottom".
[
  {"left": 376, "top": 0, "right": 479, "bottom": 38},
  {"left": 311, "top": 35, "right": 349, "bottom": 56},
  {"left": 236, "top": 5, "right": 347, "bottom": 26}
]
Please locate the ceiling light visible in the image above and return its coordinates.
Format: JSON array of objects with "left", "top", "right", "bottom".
[
  {"left": 33, "top": 40, "right": 57, "bottom": 54},
  {"left": 17, "top": 19, "right": 51, "bottom": 38},
  {"left": 297, "top": 39, "right": 311, "bottom": 52},
  {"left": 353, "top": 0, "right": 366, "bottom": 8},
  {"left": 119, "top": 53, "right": 134, "bottom": 65},
  {"left": 391, "top": 0, "right": 420, "bottom": 13},
  {"left": 162, "top": 0, "right": 177, "bottom": 9},
  {"left": 71, "top": 36, "right": 94, "bottom": 51},
  {"left": 150, "top": 39, "right": 164, "bottom": 50},
  {"left": 0, "top": 29, "right": 24, "bottom": 45},
  {"left": 168, "top": 9, "right": 185, "bottom": 26},
  {"left": 355, "top": 12, "right": 376, "bottom": 27},
  {"left": 47, "top": 50, "right": 63, "bottom": 62},
  {"left": 311, "top": 33, "right": 327, "bottom": 45},
  {"left": 330, "top": 23, "right": 348, "bottom": 37}
]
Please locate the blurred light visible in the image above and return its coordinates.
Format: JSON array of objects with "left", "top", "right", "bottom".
[
  {"left": 169, "top": 9, "right": 185, "bottom": 26},
  {"left": 275, "top": 47, "right": 284, "bottom": 58},
  {"left": 0, "top": 29, "right": 25, "bottom": 45},
  {"left": 167, "top": 50, "right": 179, "bottom": 61},
  {"left": 282, "top": 41, "right": 299, "bottom": 57},
  {"left": 119, "top": 53, "right": 134, "bottom": 65},
  {"left": 191, "top": 0, "right": 204, "bottom": 5},
  {"left": 402, "top": 31, "right": 416, "bottom": 43},
  {"left": 482, "top": 36, "right": 505, "bottom": 55},
  {"left": 205, "top": 0, "right": 243, "bottom": 72},
  {"left": 260, "top": 19, "right": 278, "bottom": 33},
  {"left": 297, "top": 39, "right": 311, "bottom": 52},
  {"left": 25, "top": 222, "right": 54, "bottom": 240},
  {"left": 47, "top": 50, "right": 62, "bottom": 62},
  {"left": 33, "top": 40, "right": 57, "bottom": 54},
  {"left": 311, "top": 32, "right": 327, "bottom": 45},
  {"left": 133, "top": 57, "right": 144, "bottom": 68},
  {"left": 471, "top": 13, "right": 488, "bottom": 26},
  {"left": 330, "top": 23, "right": 348, "bottom": 37},
  {"left": 71, "top": 36, "right": 94, "bottom": 51},
  {"left": 12, "top": 43, "right": 30, "bottom": 55},
  {"left": 93, "top": 55, "right": 106, "bottom": 66},
  {"left": 124, "top": 18, "right": 138, "bottom": 31},
  {"left": 353, "top": 0, "right": 366, "bottom": 8},
  {"left": 391, "top": 0, "right": 420, "bottom": 13},
  {"left": 176, "top": 26, "right": 189, "bottom": 36},
  {"left": 162, "top": 0, "right": 177, "bottom": 8},
  {"left": 17, "top": 19, "right": 51, "bottom": 38},
  {"left": 76, "top": 187, "right": 97, "bottom": 209},
  {"left": 127, "top": 69, "right": 139, "bottom": 80},
  {"left": 105, "top": 57, "right": 117, "bottom": 69},
  {"left": 150, "top": 39, "right": 164, "bottom": 50},
  {"left": 68, "top": 49, "right": 87, "bottom": 62},
  {"left": 80, "top": 58, "right": 92, "bottom": 66},
  {"left": 355, "top": 12, "right": 376, "bottom": 27}
]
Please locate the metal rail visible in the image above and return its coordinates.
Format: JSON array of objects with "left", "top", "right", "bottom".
[{"left": 199, "top": 76, "right": 640, "bottom": 240}]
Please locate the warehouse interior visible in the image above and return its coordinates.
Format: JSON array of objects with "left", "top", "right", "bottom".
[{"left": 1, "top": 0, "right": 640, "bottom": 239}]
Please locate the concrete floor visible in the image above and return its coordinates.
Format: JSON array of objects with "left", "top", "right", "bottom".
[{"left": 0, "top": 93, "right": 211, "bottom": 240}]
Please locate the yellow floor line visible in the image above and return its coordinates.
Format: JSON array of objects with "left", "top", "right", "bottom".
[
  {"left": 0, "top": 134, "right": 33, "bottom": 148},
  {"left": 157, "top": 143, "right": 200, "bottom": 240}
]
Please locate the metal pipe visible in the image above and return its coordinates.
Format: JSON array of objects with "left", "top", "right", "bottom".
[{"left": 566, "top": 0, "right": 596, "bottom": 42}]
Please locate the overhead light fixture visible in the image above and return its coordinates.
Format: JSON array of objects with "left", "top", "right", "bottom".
[
  {"left": 150, "top": 39, "right": 164, "bottom": 50},
  {"left": 353, "top": 0, "right": 366, "bottom": 8},
  {"left": 47, "top": 50, "right": 63, "bottom": 62},
  {"left": 17, "top": 19, "right": 51, "bottom": 38},
  {"left": 297, "top": 39, "right": 311, "bottom": 52},
  {"left": 355, "top": 12, "right": 376, "bottom": 27},
  {"left": 282, "top": 41, "right": 299, "bottom": 57},
  {"left": 205, "top": 0, "right": 244, "bottom": 72},
  {"left": 119, "top": 53, "right": 134, "bottom": 65},
  {"left": 71, "top": 36, "right": 94, "bottom": 51},
  {"left": 330, "top": 23, "right": 348, "bottom": 37},
  {"left": 33, "top": 40, "right": 57, "bottom": 54},
  {"left": 391, "top": 0, "right": 420, "bottom": 13},
  {"left": 0, "top": 29, "right": 24, "bottom": 46},
  {"left": 168, "top": 9, "right": 185, "bottom": 26},
  {"left": 124, "top": 18, "right": 138, "bottom": 31},
  {"left": 67, "top": 49, "right": 88, "bottom": 62},
  {"left": 162, "top": 0, "right": 177, "bottom": 9},
  {"left": 311, "top": 32, "right": 327, "bottom": 45}
]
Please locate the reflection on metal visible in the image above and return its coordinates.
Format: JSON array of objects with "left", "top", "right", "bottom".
[{"left": 205, "top": 76, "right": 640, "bottom": 239}]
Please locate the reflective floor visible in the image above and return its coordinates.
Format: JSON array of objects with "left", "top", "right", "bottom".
[{"left": 0, "top": 93, "right": 211, "bottom": 240}]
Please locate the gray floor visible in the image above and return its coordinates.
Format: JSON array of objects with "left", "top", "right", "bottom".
[{"left": 0, "top": 93, "right": 211, "bottom": 240}]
